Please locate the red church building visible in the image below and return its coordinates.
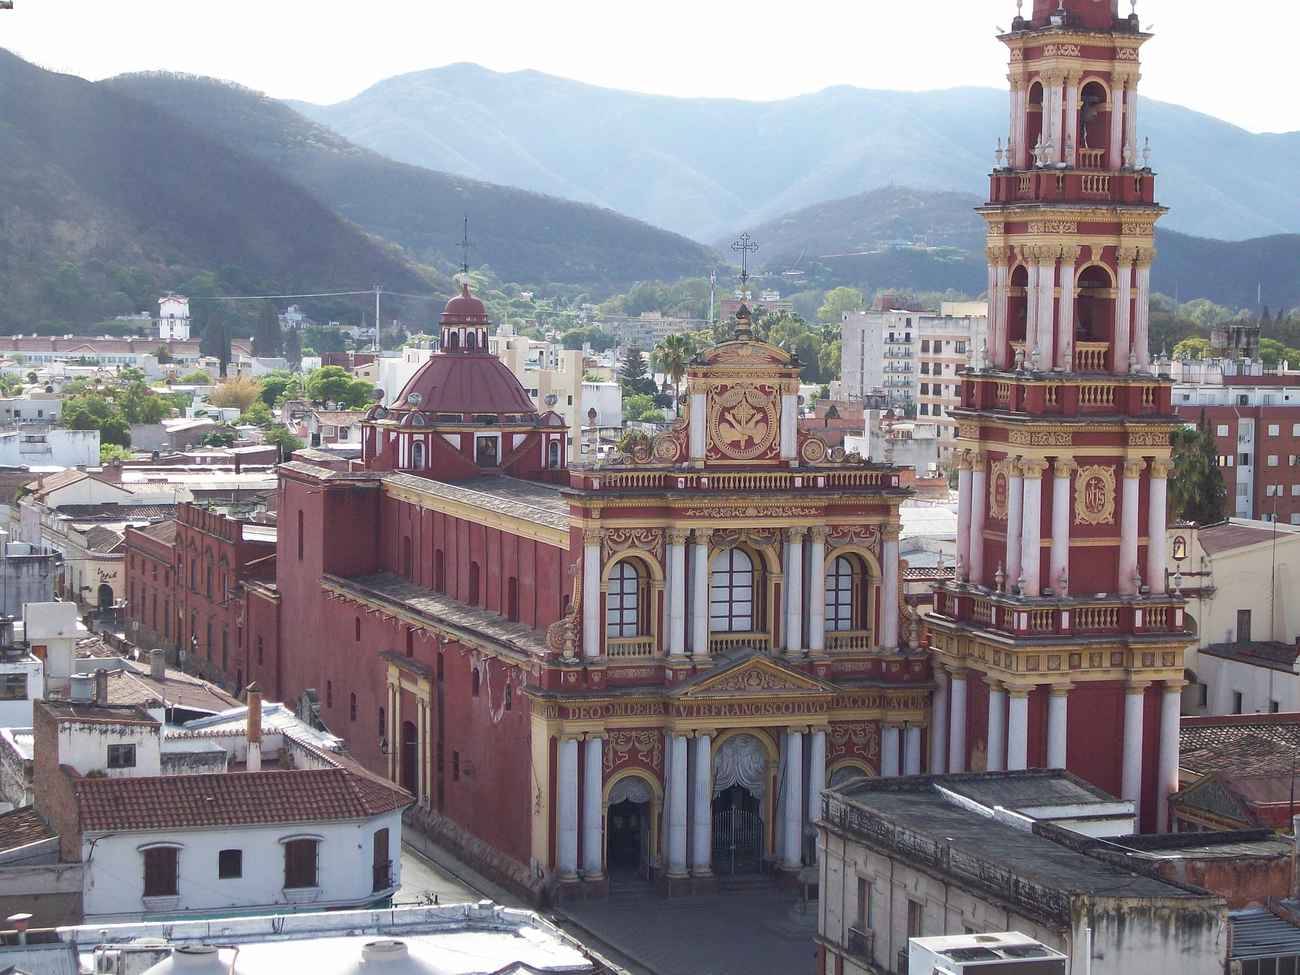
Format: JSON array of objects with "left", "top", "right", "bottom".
[{"left": 926, "top": 0, "right": 1190, "bottom": 833}]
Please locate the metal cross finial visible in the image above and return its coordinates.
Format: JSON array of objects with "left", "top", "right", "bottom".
[
  {"left": 731, "top": 233, "right": 759, "bottom": 294},
  {"left": 460, "top": 216, "right": 472, "bottom": 278}
]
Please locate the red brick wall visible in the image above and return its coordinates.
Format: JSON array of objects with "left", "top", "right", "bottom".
[
  {"left": 31, "top": 704, "right": 81, "bottom": 862},
  {"left": 1178, "top": 404, "right": 1300, "bottom": 524}
]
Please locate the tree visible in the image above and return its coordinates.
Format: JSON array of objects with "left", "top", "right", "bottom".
[
  {"left": 200, "top": 428, "right": 237, "bottom": 448},
  {"left": 619, "top": 348, "right": 658, "bottom": 398},
  {"left": 651, "top": 334, "right": 694, "bottom": 415},
  {"left": 239, "top": 401, "right": 275, "bottom": 427},
  {"left": 304, "top": 366, "right": 355, "bottom": 405},
  {"left": 284, "top": 327, "right": 302, "bottom": 371},
  {"left": 154, "top": 345, "right": 174, "bottom": 365},
  {"left": 199, "top": 312, "right": 232, "bottom": 375},
  {"left": 99, "top": 443, "right": 134, "bottom": 464},
  {"left": 61, "top": 395, "right": 130, "bottom": 447},
  {"left": 623, "top": 393, "right": 665, "bottom": 424},
  {"left": 259, "top": 371, "right": 301, "bottom": 407},
  {"left": 178, "top": 369, "right": 214, "bottom": 384},
  {"left": 253, "top": 301, "right": 284, "bottom": 358},
  {"left": 264, "top": 426, "right": 304, "bottom": 461},
  {"left": 117, "top": 381, "right": 171, "bottom": 424},
  {"left": 818, "top": 287, "right": 866, "bottom": 323},
  {"left": 1169, "top": 412, "right": 1228, "bottom": 526},
  {"left": 1172, "top": 337, "right": 1211, "bottom": 360},
  {"left": 208, "top": 377, "right": 264, "bottom": 412}
]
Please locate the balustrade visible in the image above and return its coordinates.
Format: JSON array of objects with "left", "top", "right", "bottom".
[
  {"left": 1075, "top": 606, "right": 1120, "bottom": 631},
  {"left": 607, "top": 635, "right": 656, "bottom": 659},
  {"left": 1074, "top": 342, "right": 1110, "bottom": 372},
  {"left": 1081, "top": 174, "right": 1112, "bottom": 195},
  {"left": 708, "top": 632, "right": 771, "bottom": 655},
  {"left": 826, "top": 630, "right": 874, "bottom": 653},
  {"left": 1146, "top": 606, "right": 1169, "bottom": 629},
  {"left": 1078, "top": 148, "right": 1106, "bottom": 169},
  {"left": 1079, "top": 385, "right": 1116, "bottom": 408},
  {"left": 1029, "top": 609, "right": 1055, "bottom": 633}
]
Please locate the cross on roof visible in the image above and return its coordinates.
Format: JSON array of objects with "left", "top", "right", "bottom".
[{"left": 731, "top": 233, "right": 759, "bottom": 293}]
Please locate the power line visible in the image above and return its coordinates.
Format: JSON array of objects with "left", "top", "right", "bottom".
[{"left": 188, "top": 291, "right": 378, "bottom": 302}]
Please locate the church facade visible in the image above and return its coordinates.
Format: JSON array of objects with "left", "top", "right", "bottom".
[{"left": 267, "top": 290, "right": 926, "bottom": 901}]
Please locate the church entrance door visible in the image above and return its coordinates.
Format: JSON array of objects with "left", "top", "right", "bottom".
[
  {"left": 606, "top": 775, "right": 654, "bottom": 883},
  {"left": 712, "top": 785, "right": 763, "bottom": 875}
]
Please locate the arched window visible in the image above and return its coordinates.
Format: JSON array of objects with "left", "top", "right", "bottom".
[
  {"left": 606, "top": 561, "right": 643, "bottom": 638},
  {"left": 547, "top": 440, "right": 561, "bottom": 468},
  {"left": 411, "top": 440, "right": 425, "bottom": 469},
  {"left": 710, "top": 549, "right": 754, "bottom": 633},
  {"left": 465, "top": 331, "right": 478, "bottom": 352},
  {"left": 825, "top": 556, "right": 861, "bottom": 633}
]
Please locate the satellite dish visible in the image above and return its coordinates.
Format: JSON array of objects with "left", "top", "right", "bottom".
[
  {"left": 545, "top": 394, "right": 559, "bottom": 407},
  {"left": 407, "top": 392, "right": 423, "bottom": 406},
  {"left": 371, "top": 388, "right": 386, "bottom": 402}
]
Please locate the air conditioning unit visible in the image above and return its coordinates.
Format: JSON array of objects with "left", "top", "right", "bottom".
[{"left": 908, "top": 932, "right": 1067, "bottom": 975}]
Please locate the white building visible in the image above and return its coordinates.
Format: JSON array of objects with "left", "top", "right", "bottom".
[
  {"left": 1166, "top": 519, "right": 1300, "bottom": 716},
  {"left": 0, "top": 425, "right": 99, "bottom": 468},
  {"left": 29, "top": 687, "right": 412, "bottom": 922},
  {"left": 22, "top": 601, "right": 87, "bottom": 698},
  {"left": 0, "top": 645, "right": 43, "bottom": 730},
  {"left": 157, "top": 295, "right": 191, "bottom": 341},
  {"left": 0, "top": 903, "right": 600, "bottom": 975},
  {"left": 818, "top": 771, "right": 1226, "bottom": 975}
]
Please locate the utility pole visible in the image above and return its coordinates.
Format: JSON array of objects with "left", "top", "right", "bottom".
[{"left": 373, "top": 285, "right": 383, "bottom": 353}]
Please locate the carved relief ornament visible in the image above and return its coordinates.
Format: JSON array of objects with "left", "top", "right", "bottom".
[
  {"left": 603, "top": 527, "right": 664, "bottom": 566},
  {"left": 708, "top": 383, "right": 780, "bottom": 461},
  {"left": 603, "top": 729, "right": 664, "bottom": 774},
  {"left": 1074, "top": 464, "right": 1117, "bottom": 526}
]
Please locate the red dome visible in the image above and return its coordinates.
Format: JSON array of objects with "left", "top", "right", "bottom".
[
  {"left": 395, "top": 352, "right": 536, "bottom": 416},
  {"left": 441, "top": 283, "right": 489, "bottom": 325}
]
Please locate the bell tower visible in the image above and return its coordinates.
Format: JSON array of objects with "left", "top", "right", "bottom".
[{"left": 926, "top": 3, "right": 1189, "bottom": 833}]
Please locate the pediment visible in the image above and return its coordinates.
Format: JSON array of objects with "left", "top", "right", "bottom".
[
  {"left": 696, "top": 339, "right": 794, "bottom": 369},
  {"left": 676, "top": 655, "right": 833, "bottom": 699}
]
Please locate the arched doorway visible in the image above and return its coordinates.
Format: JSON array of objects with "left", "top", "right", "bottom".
[
  {"left": 400, "top": 720, "right": 418, "bottom": 794},
  {"left": 711, "top": 734, "right": 767, "bottom": 875},
  {"left": 97, "top": 583, "right": 114, "bottom": 613},
  {"left": 606, "top": 775, "right": 654, "bottom": 883}
]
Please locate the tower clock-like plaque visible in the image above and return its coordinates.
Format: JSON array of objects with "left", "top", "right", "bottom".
[{"left": 1074, "top": 465, "right": 1117, "bottom": 525}]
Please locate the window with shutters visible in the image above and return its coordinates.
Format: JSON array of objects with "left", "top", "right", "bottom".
[
  {"left": 283, "top": 838, "right": 319, "bottom": 889},
  {"left": 218, "top": 849, "right": 242, "bottom": 879},
  {"left": 143, "top": 846, "right": 179, "bottom": 897}
]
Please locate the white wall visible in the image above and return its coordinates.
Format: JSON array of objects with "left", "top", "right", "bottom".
[
  {"left": 80, "top": 811, "right": 403, "bottom": 920},
  {"left": 0, "top": 657, "right": 42, "bottom": 728},
  {"left": 1200, "top": 653, "right": 1300, "bottom": 716},
  {"left": 56, "top": 719, "right": 161, "bottom": 778}
]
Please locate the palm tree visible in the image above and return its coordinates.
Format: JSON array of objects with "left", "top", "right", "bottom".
[{"left": 652, "top": 334, "right": 694, "bottom": 416}]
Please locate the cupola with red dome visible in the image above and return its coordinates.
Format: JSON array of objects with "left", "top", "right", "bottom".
[{"left": 359, "top": 279, "right": 567, "bottom": 482}]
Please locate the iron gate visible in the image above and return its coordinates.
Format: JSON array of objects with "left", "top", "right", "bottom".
[{"left": 712, "top": 808, "right": 764, "bottom": 875}]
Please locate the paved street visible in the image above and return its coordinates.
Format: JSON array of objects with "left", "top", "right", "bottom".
[
  {"left": 395, "top": 844, "right": 487, "bottom": 907},
  {"left": 561, "top": 887, "right": 819, "bottom": 975}
]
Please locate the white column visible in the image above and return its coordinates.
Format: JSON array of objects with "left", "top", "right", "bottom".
[
  {"left": 930, "top": 668, "right": 949, "bottom": 775},
  {"left": 1158, "top": 683, "right": 1183, "bottom": 833},
  {"left": 557, "top": 737, "right": 580, "bottom": 880},
  {"left": 969, "top": 456, "right": 987, "bottom": 586},
  {"left": 582, "top": 737, "right": 604, "bottom": 879},
  {"left": 784, "top": 528, "right": 805, "bottom": 656},
  {"left": 1036, "top": 255, "right": 1056, "bottom": 368},
  {"left": 1148, "top": 461, "right": 1169, "bottom": 595},
  {"left": 1115, "top": 257, "right": 1134, "bottom": 373},
  {"left": 956, "top": 457, "right": 974, "bottom": 580},
  {"left": 1019, "top": 462, "right": 1045, "bottom": 597},
  {"left": 1012, "top": 81, "right": 1027, "bottom": 170},
  {"left": 1049, "top": 459, "right": 1074, "bottom": 594},
  {"left": 1057, "top": 254, "right": 1077, "bottom": 370},
  {"left": 691, "top": 529, "right": 711, "bottom": 656},
  {"left": 1047, "top": 685, "right": 1070, "bottom": 769},
  {"left": 781, "top": 392, "right": 798, "bottom": 461},
  {"left": 1121, "top": 684, "right": 1147, "bottom": 806},
  {"left": 782, "top": 729, "right": 804, "bottom": 871},
  {"left": 1007, "top": 689, "right": 1030, "bottom": 772},
  {"left": 1125, "top": 83, "right": 1139, "bottom": 167},
  {"left": 1109, "top": 79, "right": 1126, "bottom": 171},
  {"left": 881, "top": 529, "right": 900, "bottom": 650},
  {"left": 904, "top": 726, "right": 923, "bottom": 776},
  {"left": 1120, "top": 459, "right": 1144, "bottom": 594},
  {"left": 667, "top": 734, "right": 688, "bottom": 877},
  {"left": 987, "top": 683, "right": 1007, "bottom": 773},
  {"left": 691, "top": 734, "right": 712, "bottom": 876},
  {"left": 1005, "top": 461, "right": 1024, "bottom": 589},
  {"left": 582, "top": 532, "right": 601, "bottom": 659},
  {"left": 881, "top": 725, "right": 901, "bottom": 779},
  {"left": 1064, "top": 77, "right": 1080, "bottom": 166},
  {"left": 689, "top": 392, "right": 706, "bottom": 462},
  {"left": 668, "top": 530, "right": 687, "bottom": 657},
  {"left": 948, "top": 671, "right": 968, "bottom": 774},
  {"left": 1134, "top": 259, "right": 1153, "bottom": 370},
  {"left": 1024, "top": 259, "right": 1041, "bottom": 364},
  {"left": 808, "top": 529, "right": 827, "bottom": 653},
  {"left": 808, "top": 729, "right": 828, "bottom": 833},
  {"left": 1050, "top": 78, "right": 1066, "bottom": 163},
  {"left": 416, "top": 700, "right": 427, "bottom": 806},
  {"left": 994, "top": 261, "right": 1010, "bottom": 368}
]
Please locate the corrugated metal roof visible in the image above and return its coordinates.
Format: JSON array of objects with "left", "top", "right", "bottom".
[{"left": 1231, "top": 908, "right": 1300, "bottom": 960}]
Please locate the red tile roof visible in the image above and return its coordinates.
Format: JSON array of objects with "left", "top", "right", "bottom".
[
  {"left": 0, "top": 806, "right": 54, "bottom": 854},
  {"left": 1200, "top": 522, "right": 1284, "bottom": 555},
  {"left": 1181, "top": 714, "right": 1300, "bottom": 778},
  {"left": 72, "top": 767, "right": 411, "bottom": 833}
]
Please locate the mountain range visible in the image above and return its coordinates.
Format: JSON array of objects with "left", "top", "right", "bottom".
[
  {"left": 106, "top": 72, "right": 716, "bottom": 290},
  {"left": 746, "top": 187, "right": 1300, "bottom": 311},
  {"left": 292, "top": 63, "right": 1300, "bottom": 244}
]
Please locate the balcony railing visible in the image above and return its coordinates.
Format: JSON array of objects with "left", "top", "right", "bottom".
[
  {"left": 578, "top": 468, "right": 902, "bottom": 492},
  {"left": 1074, "top": 342, "right": 1110, "bottom": 372},
  {"left": 607, "top": 635, "right": 656, "bottom": 659},
  {"left": 1078, "top": 148, "right": 1106, "bottom": 169},
  {"left": 826, "top": 630, "right": 873, "bottom": 652},
  {"left": 932, "top": 584, "right": 1189, "bottom": 640},
  {"left": 847, "top": 927, "right": 876, "bottom": 963},
  {"left": 1081, "top": 174, "right": 1112, "bottom": 196},
  {"left": 709, "top": 631, "right": 771, "bottom": 655}
]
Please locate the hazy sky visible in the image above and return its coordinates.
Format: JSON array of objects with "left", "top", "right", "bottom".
[{"left": 2, "top": 0, "right": 1293, "bottom": 133}]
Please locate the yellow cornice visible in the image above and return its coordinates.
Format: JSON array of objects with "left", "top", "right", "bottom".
[{"left": 385, "top": 481, "right": 568, "bottom": 549}]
